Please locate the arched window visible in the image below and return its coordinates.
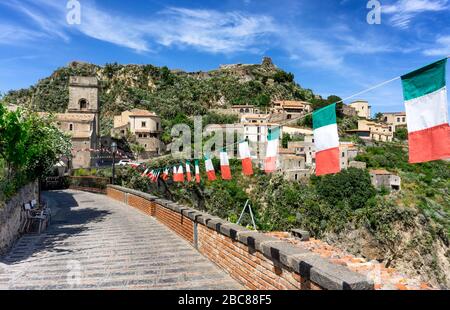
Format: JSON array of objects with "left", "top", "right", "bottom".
[
  {"left": 79, "top": 98, "right": 89, "bottom": 110},
  {"left": 69, "top": 124, "right": 73, "bottom": 131}
]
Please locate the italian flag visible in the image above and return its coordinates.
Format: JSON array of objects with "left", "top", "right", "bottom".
[
  {"left": 141, "top": 168, "right": 149, "bottom": 177},
  {"left": 205, "top": 157, "right": 216, "bottom": 181},
  {"left": 176, "top": 164, "right": 185, "bottom": 182},
  {"left": 239, "top": 141, "right": 253, "bottom": 176},
  {"left": 401, "top": 58, "right": 450, "bottom": 163},
  {"left": 220, "top": 151, "right": 232, "bottom": 180},
  {"left": 172, "top": 166, "right": 177, "bottom": 182},
  {"left": 313, "top": 103, "right": 341, "bottom": 176},
  {"left": 162, "top": 168, "right": 169, "bottom": 181},
  {"left": 265, "top": 127, "right": 280, "bottom": 173},
  {"left": 195, "top": 160, "right": 201, "bottom": 183},
  {"left": 185, "top": 161, "right": 192, "bottom": 182}
]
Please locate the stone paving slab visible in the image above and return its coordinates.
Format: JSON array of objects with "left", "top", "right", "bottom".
[{"left": 0, "top": 190, "right": 242, "bottom": 290}]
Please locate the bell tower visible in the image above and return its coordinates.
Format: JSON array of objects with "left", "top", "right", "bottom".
[{"left": 68, "top": 76, "right": 100, "bottom": 138}]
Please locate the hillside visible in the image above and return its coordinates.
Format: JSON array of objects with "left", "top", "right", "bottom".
[{"left": 1, "top": 58, "right": 315, "bottom": 136}]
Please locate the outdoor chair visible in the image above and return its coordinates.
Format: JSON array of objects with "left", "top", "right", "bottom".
[{"left": 21, "top": 200, "right": 51, "bottom": 234}]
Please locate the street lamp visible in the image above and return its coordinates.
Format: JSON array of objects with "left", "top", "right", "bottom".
[{"left": 111, "top": 141, "right": 117, "bottom": 185}]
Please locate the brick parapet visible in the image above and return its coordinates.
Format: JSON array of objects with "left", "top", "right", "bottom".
[{"left": 106, "top": 185, "right": 373, "bottom": 290}]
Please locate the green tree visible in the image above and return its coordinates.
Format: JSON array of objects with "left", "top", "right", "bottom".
[
  {"left": 394, "top": 126, "right": 408, "bottom": 141},
  {"left": 313, "top": 168, "right": 376, "bottom": 210}
]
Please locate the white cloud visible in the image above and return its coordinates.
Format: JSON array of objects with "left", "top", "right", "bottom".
[
  {"left": 146, "top": 7, "right": 275, "bottom": 53},
  {"left": 423, "top": 35, "right": 450, "bottom": 56},
  {"left": 383, "top": 0, "right": 449, "bottom": 29},
  {"left": 0, "top": 0, "right": 275, "bottom": 54}
]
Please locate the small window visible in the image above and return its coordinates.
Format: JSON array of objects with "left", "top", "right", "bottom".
[
  {"left": 397, "top": 118, "right": 400, "bottom": 122},
  {"left": 141, "top": 121, "right": 147, "bottom": 128},
  {"left": 156, "top": 123, "right": 160, "bottom": 131},
  {"left": 79, "top": 99, "right": 88, "bottom": 110},
  {"left": 139, "top": 134, "right": 143, "bottom": 138},
  {"left": 402, "top": 117, "right": 405, "bottom": 122},
  {"left": 342, "top": 152, "right": 345, "bottom": 158},
  {"left": 69, "top": 124, "right": 73, "bottom": 131}
]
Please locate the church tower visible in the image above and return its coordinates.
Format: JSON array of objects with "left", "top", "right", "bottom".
[{"left": 68, "top": 76, "right": 100, "bottom": 137}]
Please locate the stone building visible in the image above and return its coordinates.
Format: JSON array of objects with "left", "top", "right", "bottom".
[
  {"left": 288, "top": 136, "right": 316, "bottom": 167},
  {"left": 111, "top": 109, "right": 163, "bottom": 159},
  {"left": 271, "top": 100, "right": 312, "bottom": 120},
  {"left": 349, "top": 100, "right": 371, "bottom": 119},
  {"left": 39, "top": 76, "right": 99, "bottom": 169},
  {"left": 381, "top": 112, "right": 407, "bottom": 131},
  {"left": 279, "top": 148, "right": 310, "bottom": 181},
  {"left": 347, "top": 120, "right": 394, "bottom": 142},
  {"left": 369, "top": 170, "right": 401, "bottom": 191},
  {"left": 240, "top": 114, "right": 270, "bottom": 124}
]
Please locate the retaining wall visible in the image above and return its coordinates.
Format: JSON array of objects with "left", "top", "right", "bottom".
[{"left": 0, "top": 182, "right": 38, "bottom": 255}]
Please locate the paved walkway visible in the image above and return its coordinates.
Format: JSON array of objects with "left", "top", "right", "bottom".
[{"left": 0, "top": 190, "right": 241, "bottom": 290}]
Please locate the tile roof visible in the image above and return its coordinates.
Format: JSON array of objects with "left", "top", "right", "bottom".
[{"left": 128, "top": 109, "right": 158, "bottom": 117}]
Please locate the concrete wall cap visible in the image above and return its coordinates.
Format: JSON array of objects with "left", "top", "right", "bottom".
[
  {"left": 219, "top": 223, "right": 251, "bottom": 240},
  {"left": 206, "top": 217, "right": 226, "bottom": 232}
]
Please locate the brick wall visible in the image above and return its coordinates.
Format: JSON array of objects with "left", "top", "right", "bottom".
[
  {"left": 106, "top": 187, "right": 126, "bottom": 203},
  {"left": 106, "top": 185, "right": 373, "bottom": 291},
  {"left": 154, "top": 205, "right": 194, "bottom": 243},
  {"left": 127, "top": 194, "right": 155, "bottom": 217},
  {"left": 197, "top": 224, "right": 320, "bottom": 290}
]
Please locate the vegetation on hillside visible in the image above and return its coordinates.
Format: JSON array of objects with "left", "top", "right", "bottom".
[
  {"left": 2, "top": 60, "right": 316, "bottom": 137},
  {"left": 0, "top": 104, "right": 71, "bottom": 201},
  {"left": 107, "top": 141, "right": 449, "bottom": 288}
]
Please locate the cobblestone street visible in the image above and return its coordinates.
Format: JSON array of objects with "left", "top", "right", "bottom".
[{"left": 0, "top": 190, "right": 242, "bottom": 290}]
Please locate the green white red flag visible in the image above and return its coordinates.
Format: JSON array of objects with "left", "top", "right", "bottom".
[
  {"left": 238, "top": 140, "right": 253, "bottom": 176},
  {"left": 176, "top": 164, "right": 184, "bottom": 182},
  {"left": 162, "top": 168, "right": 169, "bottom": 181},
  {"left": 220, "top": 151, "right": 232, "bottom": 180},
  {"left": 313, "top": 103, "right": 340, "bottom": 176},
  {"left": 401, "top": 58, "right": 450, "bottom": 163},
  {"left": 265, "top": 127, "right": 280, "bottom": 173},
  {"left": 195, "top": 160, "right": 201, "bottom": 183},
  {"left": 205, "top": 157, "right": 216, "bottom": 181},
  {"left": 185, "top": 161, "right": 192, "bottom": 182}
]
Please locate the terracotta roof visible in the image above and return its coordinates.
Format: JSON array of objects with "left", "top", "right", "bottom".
[
  {"left": 382, "top": 112, "right": 406, "bottom": 116},
  {"left": 274, "top": 100, "right": 311, "bottom": 107},
  {"left": 128, "top": 109, "right": 158, "bottom": 117},
  {"left": 369, "top": 169, "right": 394, "bottom": 175}
]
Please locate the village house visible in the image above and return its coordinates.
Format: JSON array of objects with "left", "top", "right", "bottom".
[
  {"left": 347, "top": 120, "right": 394, "bottom": 142},
  {"left": 38, "top": 76, "right": 100, "bottom": 169},
  {"left": 381, "top": 112, "right": 407, "bottom": 131},
  {"left": 339, "top": 142, "right": 359, "bottom": 170},
  {"left": 349, "top": 100, "right": 372, "bottom": 119},
  {"left": 369, "top": 169, "right": 401, "bottom": 191},
  {"left": 230, "top": 105, "right": 262, "bottom": 115},
  {"left": 111, "top": 109, "right": 164, "bottom": 159},
  {"left": 240, "top": 113, "right": 270, "bottom": 124},
  {"left": 271, "top": 100, "right": 312, "bottom": 120},
  {"left": 278, "top": 148, "right": 310, "bottom": 181},
  {"left": 287, "top": 135, "right": 316, "bottom": 166}
]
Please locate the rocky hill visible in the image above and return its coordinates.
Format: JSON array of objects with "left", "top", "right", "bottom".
[{"left": 1, "top": 57, "right": 316, "bottom": 135}]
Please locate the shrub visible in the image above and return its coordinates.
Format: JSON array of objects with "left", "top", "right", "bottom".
[{"left": 313, "top": 168, "right": 376, "bottom": 210}]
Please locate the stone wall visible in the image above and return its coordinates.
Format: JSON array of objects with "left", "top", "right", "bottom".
[
  {"left": 0, "top": 182, "right": 38, "bottom": 255},
  {"left": 107, "top": 185, "right": 374, "bottom": 290}
]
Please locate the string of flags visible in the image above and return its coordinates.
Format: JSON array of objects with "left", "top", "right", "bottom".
[{"left": 129, "top": 57, "right": 449, "bottom": 185}]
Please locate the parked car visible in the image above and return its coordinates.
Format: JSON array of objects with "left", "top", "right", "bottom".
[{"left": 115, "top": 159, "right": 131, "bottom": 166}]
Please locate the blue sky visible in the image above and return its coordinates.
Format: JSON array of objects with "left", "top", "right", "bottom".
[{"left": 0, "top": 0, "right": 449, "bottom": 115}]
